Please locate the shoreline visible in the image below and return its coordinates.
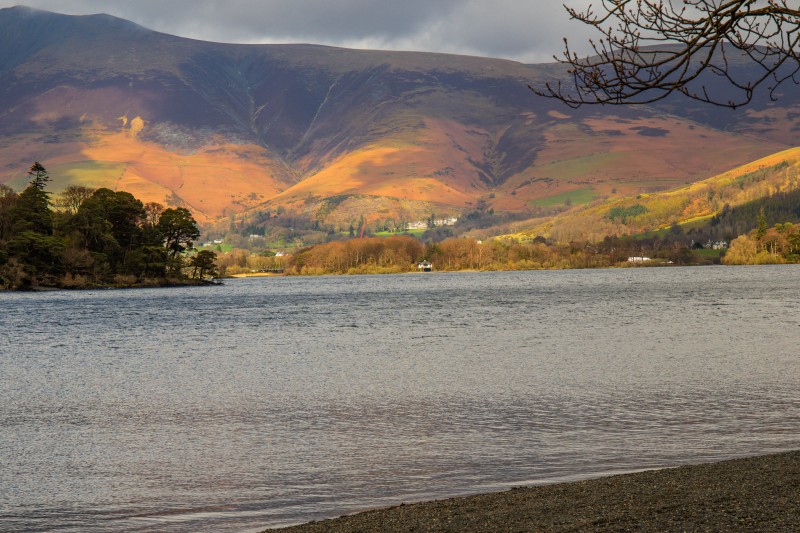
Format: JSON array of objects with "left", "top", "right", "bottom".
[
  {"left": 241, "top": 262, "right": 761, "bottom": 278},
  {"left": 228, "top": 272, "right": 284, "bottom": 278},
  {"left": 1, "top": 278, "right": 220, "bottom": 292},
  {"left": 269, "top": 450, "right": 800, "bottom": 532}
]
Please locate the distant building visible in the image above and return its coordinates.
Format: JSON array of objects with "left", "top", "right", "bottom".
[
  {"left": 696, "top": 239, "right": 729, "bottom": 250},
  {"left": 627, "top": 256, "right": 651, "bottom": 263},
  {"left": 406, "top": 217, "right": 458, "bottom": 230},
  {"left": 417, "top": 261, "right": 433, "bottom": 272}
]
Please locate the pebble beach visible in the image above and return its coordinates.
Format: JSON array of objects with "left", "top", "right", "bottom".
[{"left": 270, "top": 451, "right": 800, "bottom": 532}]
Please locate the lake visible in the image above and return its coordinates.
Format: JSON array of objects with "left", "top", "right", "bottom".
[{"left": 1, "top": 266, "right": 799, "bottom": 532}]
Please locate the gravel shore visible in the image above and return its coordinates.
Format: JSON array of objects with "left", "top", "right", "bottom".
[{"left": 270, "top": 451, "right": 800, "bottom": 532}]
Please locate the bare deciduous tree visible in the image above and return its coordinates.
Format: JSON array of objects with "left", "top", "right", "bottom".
[
  {"left": 143, "top": 202, "right": 165, "bottom": 228},
  {"left": 531, "top": 1, "right": 800, "bottom": 108},
  {"left": 56, "top": 185, "right": 96, "bottom": 214}
]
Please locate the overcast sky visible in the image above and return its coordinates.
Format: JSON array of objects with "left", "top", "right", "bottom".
[{"left": 0, "top": 1, "right": 596, "bottom": 63}]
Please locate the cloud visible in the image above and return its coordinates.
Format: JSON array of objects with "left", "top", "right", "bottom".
[{"left": 0, "top": 0, "right": 596, "bottom": 62}]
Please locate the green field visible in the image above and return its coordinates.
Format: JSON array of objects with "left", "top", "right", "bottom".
[
  {"left": 530, "top": 187, "right": 597, "bottom": 207},
  {"left": 373, "top": 229, "right": 427, "bottom": 238}
]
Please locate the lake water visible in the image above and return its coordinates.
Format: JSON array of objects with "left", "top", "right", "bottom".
[{"left": 1, "top": 266, "right": 799, "bottom": 532}]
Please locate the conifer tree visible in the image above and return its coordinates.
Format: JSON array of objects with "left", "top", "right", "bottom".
[
  {"left": 27, "top": 162, "right": 51, "bottom": 190},
  {"left": 12, "top": 162, "right": 54, "bottom": 235},
  {"left": 756, "top": 207, "right": 768, "bottom": 240}
]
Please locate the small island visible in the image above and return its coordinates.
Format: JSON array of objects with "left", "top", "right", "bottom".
[{"left": 0, "top": 163, "right": 217, "bottom": 290}]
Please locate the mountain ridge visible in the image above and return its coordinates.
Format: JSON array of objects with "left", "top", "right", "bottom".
[{"left": 0, "top": 6, "right": 797, "bottom": 226}]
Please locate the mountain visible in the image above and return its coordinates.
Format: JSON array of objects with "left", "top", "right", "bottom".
[{"left": 1, "top": 6, "right": 798, "bottom": 226}]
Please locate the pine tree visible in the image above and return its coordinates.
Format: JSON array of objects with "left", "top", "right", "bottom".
[
  {"left": 12, "top": 163, "right": 53, "bottom": 235},
  {"left": 756, "top": 207, "right": 768, "bottom": 240},
  {"left": 27, "top": 162, "right": 51, "bottom": 191}
]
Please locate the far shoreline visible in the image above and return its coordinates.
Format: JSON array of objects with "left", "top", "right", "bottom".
[
  {"left": 228, "top": 262, "right": 699, "bottom": 279},
  {"left": 9, "top": 262, "right": 795, "bottom": 290},
  {"left": 268, "top": 450, "right": 800, "bottom": 532},
  {"left": 1, "top": 278, "right": 221, "bottom": 292},
  {"left": 227, "top": 272, "right": 284, "bottom": 278},
  {"left": 226, "top": 261, "right": 741, "bottom": 279}
]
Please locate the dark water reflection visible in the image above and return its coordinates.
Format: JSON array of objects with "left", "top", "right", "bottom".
[{"left": 1, "top": 266, "right": 799, "bottom": 532}]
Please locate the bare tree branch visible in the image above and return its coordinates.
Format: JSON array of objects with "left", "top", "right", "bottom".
[{"left": 531, "top": 0, "right": 800, "bottom": 108}]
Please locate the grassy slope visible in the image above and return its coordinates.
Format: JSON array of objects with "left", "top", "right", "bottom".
[
  {"left": 1, "top": 126, "right": 297, "bottom": 223},
  {"left": 490, "top": 113, "right": 785, "bottom": 212},
  {"left": 505, "top": 147, "right": 800, "bottom": 242}
]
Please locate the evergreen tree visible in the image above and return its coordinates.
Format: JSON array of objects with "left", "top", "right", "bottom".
[
  {"left": 189, "top": 250, "right": 218, "bottom": 279},
  {"left": 7, "top": 231, "right": 64, "bottom": 277},
  {"left": 124, "top": 245, "right": 168, "bottom": 279},
  {"left": 756, "top": 207, "right": 768, "bottom": 240},
  {"left": 157, "top": 207, "right": 200, "bottom": 274},
  {"left": 12, "top": 163, "right": 54, "bottom": 236},
  {"left": 0, "top": 184, "right": 18, "bottom": 242},
  {"left": 27, "top": 162, "right": 50, "bottom": 191}
]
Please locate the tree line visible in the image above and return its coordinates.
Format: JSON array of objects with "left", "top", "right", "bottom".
[
  {"left": 279, "top": 232, "right": 715, "bottom": 276},
  {"left": 0, "top": 163, "right": 216, "bottom": 289},
  {"left": 724, "top": 208, "right": 800, "bottom": 265}
]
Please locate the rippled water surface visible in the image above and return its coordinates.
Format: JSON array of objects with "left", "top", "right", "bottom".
[{"left": 2, "top": 266, "right": 799, "bottom": 532}]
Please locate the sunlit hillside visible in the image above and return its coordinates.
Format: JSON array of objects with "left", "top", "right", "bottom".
[
  {"left": 506, "top": 147, "right": 800, "bottom": 242},
  {"left": 2, "top": 126, "right": 295, "bottom": 223}
]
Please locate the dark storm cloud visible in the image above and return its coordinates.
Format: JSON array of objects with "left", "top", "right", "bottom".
[{"left": 0, "top": 1, "right": 595, "bottom": 62}]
